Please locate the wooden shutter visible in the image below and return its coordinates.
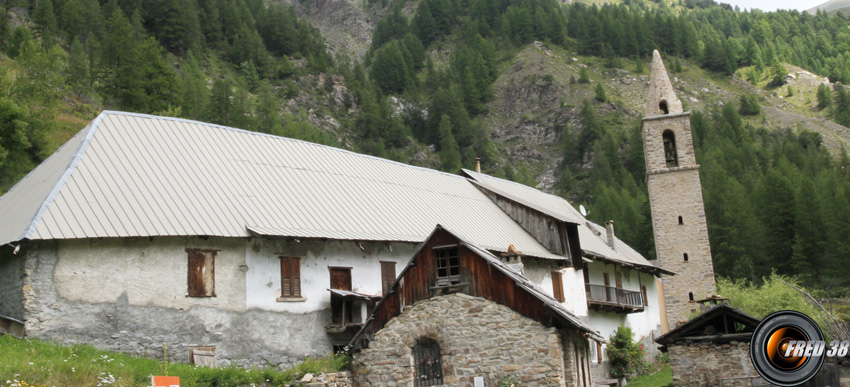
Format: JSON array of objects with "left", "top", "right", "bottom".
[
  {"left": 188, "top": 250, "right": 206, "bottom": 297},
  {"left": 615, "top": 268, "right": 622, "bottom": 289},
  {"left": 187, "top": 249, "right": 216, "bottom": 297},
  {"left": 381, "top": 261, "right": 396, "bottom": 294},
  {"left": 552, "top": 271, "right": 565, "bottom": 302},
  {"left": 330, "top": 267, "right": 352, "bottom": 291},
  {"left": 281, "top": 257, "right": 301, "bottom": 297},
  {"left": 641, "top": 285, "right": 648, "bottom": 306}
]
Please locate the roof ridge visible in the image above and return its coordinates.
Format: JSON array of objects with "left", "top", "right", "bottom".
[
  {"left": 462, "top": 168, "right": 575, "bottom": 206},
  {"left": 100, "top": 111, "right": 467, "bottom": 181},
  {"left": 18, "top": 112, "right": 106, "bottom": 240}
]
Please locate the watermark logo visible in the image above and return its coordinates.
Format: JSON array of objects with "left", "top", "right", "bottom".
[{"left": 750, "top": 311, "right": 827, "bottom": 386}]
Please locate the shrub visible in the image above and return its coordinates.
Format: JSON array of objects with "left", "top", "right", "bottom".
[{"left": 607, "top": 326, "right": 647, "bottom": 376}]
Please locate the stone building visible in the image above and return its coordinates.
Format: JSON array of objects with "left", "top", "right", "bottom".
[
  {"left": 0, "top": 111, "right": 668, "bottom": 370},
  {"left": 654, "top": 299, "right": 761, "bottom": 386},
  {"left": 642, "top": 50, "right": 717, "bottom": 327},
  {"left": 348, "top": 225, "right": 602, "bottom": 386}
]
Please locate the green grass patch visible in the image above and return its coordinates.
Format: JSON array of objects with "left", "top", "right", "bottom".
[
  {"left": 0, "top": 336, "right": 349, "bottom": 387},
  {"left": 627, "top": 364, "right": 673, "bottom": 387}
]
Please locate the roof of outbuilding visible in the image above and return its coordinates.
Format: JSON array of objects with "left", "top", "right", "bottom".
[{"left": 0, "top": 111, "right": 567, "bottom": 260}]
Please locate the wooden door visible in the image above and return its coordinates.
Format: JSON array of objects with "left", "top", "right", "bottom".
[{"left": 330, "top": 267, "right": 352, "bottom": 291}]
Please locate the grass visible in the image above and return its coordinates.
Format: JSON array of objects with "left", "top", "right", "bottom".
[
  {"left": 0, "top": 336, "right": 350, "bottom": 387},
  {"left": 627, "top": 365, "right": 673, "bottom": 387}
]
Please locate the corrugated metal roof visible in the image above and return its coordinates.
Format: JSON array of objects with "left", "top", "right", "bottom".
[
  {"left": 0, "top": 111, "right": 566, "bottom": 260},
  {"left": 461, "top": 169, "right": 667, "bottom": 274},
  {"left": 462, "top": 169, "right": 584, "bottom": 224}
]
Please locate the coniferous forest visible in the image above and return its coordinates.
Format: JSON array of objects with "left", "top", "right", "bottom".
[{"left": 2, "top": 0, "right": 850, "bottom": 294}]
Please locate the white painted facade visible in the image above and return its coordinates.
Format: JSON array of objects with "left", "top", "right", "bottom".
[{"left": 584, "top": 260, "right": 663, "bottom": 366}]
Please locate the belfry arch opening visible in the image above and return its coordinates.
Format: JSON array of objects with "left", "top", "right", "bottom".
[
  {"left": 662, "top": 130, "right": 678, "bottom": 167},
  {"left": 659, "top": 100, "right": 669, "bottom": 114}
]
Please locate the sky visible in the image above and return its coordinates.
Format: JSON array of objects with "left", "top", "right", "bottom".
[{"left": 717, "top": 0, "right": 827, "bottom": 11}]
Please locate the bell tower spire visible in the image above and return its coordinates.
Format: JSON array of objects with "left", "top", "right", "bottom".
[
  {"left": 641, "top": 50, "right": 716, "bottom": 328},
  {"left": 644, "top": 50, "right": 683, "bottom": 117}
]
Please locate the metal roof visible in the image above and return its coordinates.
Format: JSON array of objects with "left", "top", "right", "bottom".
[
  {"left": 580, "top": 221, "right": 671, "bottom": 275},
  {"left": 462, "top": 169, "right": 584, "bottom": 224},
  {"left": 0, "top": 111, "right": 567, "bottom": 260},
  {"left": 461, "top": 169, "right": 669, "bottom": 275}
]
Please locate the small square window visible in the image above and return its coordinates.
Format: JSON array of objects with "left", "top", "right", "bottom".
[{"left": 434, "top": 246, "right": 460, "bottom": 286}]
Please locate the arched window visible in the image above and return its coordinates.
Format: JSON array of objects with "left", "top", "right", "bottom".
[
  {"left": 413, "top": 338, "right": 443, "bottom": 386},
  {"left": 662, "top": 130, "right": 678, "bottom": 167},
  {"left": 678, "top": 216, "right": 684, "bottom": 225},
  {"left": 659, "top": 100, "right": 669, "bottom": 114}
]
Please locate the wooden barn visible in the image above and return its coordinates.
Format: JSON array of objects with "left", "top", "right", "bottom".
[{"left": 349, "top": 225, "right": 604, "bottom": 387}]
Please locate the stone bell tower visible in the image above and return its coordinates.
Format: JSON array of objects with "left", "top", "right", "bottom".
[{"left": 642, "top": 50, "right": 716, "bottom": 328}]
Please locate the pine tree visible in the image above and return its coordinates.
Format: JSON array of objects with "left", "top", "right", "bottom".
[
  {"left": 33, "top": 0, "right": 59, "bottom": 36},
  {"left": 370, "top": 41, "right": 410, "bottom": 94},
  {"left": 68, "top": 37, "right": 90, "bottom": 97},
  {"left": 578, "top": 66, "right": 590, "bottom": 83},
  {"left": 438, "top": 114, "right": 461, "bottom": 172},
  {"left": 817, "top": 83, "right": 832, "bottom": 110},
  {"left": 594, "top": 83, "right": 607, "bottom": 102}
]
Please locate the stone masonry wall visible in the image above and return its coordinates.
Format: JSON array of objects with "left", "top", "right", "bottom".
[
  {"left": 0, "top": 249, "right": 25, "bottom": 320},
  {"left": 20, "top": 240, "right": 331, "bottom": 370},
  {"left": 668, "top": 341, "right": 756, "bottom": 386},
  {"left": 353, "top": 293, "right": 585, "bottom": 387},
  {"left": 647, "top": 168, "right": 716, "bottom": 325}
]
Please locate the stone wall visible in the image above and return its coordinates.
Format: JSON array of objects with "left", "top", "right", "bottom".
[
  {"left": 648, "top": 168, "right": 716, "bottom": 325},
  {"left": 19, "top": 239, "right": 331, "bottom": 370},
  {"left": 0, "top": 248, "right": 25, "bottom": 320},
  {"left": 668, "top": 341, "right": 756, "bottom": 386},
  {"left": 353, "top": 293, "right": 589, "bottom": 387}
]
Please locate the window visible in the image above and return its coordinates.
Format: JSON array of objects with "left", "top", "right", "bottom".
[
  {"left": 329, "top": 267, "right": 352, "bottom": 291},
  {"left": 280, "top": 256, "right": 302, "bottom": 298},
  {"left": 434, "top": 246, "right": 460, "bottom": 286},
  {"left": 552, "top": 271, "right": 565, "bottom": 302},
  {"left": 381, "top": 261, "right": 396, "bottom": 295},
  {"left": 678, "top": 215, "right": 684, "bottom": 224},
  {"left": 659, "top": 100, "right": 669, "bottom": 114},
  {"left": 689, "top": 292, "right": 694, "bottom": 301},
  {"left": 662, "top": 130, "right": 678, "bottom": 167},
  {"left": 186, "top": 249, "right": 217, "bottom": 297},
  {"left": 683, "top": 253, "right": 689, "bottom": 262},
  {"left": 413, "top": 338, "right": 443, "bottom": 386}
]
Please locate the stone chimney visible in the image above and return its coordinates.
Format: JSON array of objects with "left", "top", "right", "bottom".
[
  {"left": 605, "top": 220, "right": 615, "bottom": 250},
  {"left": 475, "top": 157, "right": 481, "bottom": 173}
]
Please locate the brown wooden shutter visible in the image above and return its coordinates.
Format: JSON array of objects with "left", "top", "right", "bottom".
[
  {"left": 281, "top": 257, "right": 301, "bottom": 298},
  {"left": 641, "top": 285, "right": 648, "bottom": 306},
  {"left": 291, "top": 258, "right": 301, "bottom": 297},
  {"left": 381, "top": 261, "right": 396, "bottom": 294},
  {"left": 188, "top": 250, "right": 206, "bottom": 297},
  {"left": 330, "top": 268, "right": 352, "bottom": 291},
  {"left": 552, "top": 271, "right": 565, "bottom": 302},
  {"left": 615, "top": 268, "right": 622, "bottom": 289}
]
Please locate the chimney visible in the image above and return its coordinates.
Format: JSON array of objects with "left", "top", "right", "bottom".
[
  {"left": 475, "top": 157, "right": 481, "bottom": 173},
  {"left": 605, "top": 220, "right": 615, "bottom": 250}
]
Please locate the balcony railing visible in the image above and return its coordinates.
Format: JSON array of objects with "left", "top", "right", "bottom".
[{"left": 585, "top": 284, "right": 644, "bottom": 313}]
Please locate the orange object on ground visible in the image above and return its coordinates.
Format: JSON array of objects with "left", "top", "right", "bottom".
[{"left": 151, "top": 376, "right": 180, "bottom": 387}]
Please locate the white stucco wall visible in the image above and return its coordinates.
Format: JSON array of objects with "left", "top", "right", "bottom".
[
  {"left": 244, "top": 239, "right": 418, "bottom": 314},
  {"left": 585, "top": 261, "right": 662, "bottom": 345},
  {"left": 53, "top": 237, "right": 247, "bottom": 311},
  {"left": 517, "top": 258, "right": 589, "bottom": 318}
]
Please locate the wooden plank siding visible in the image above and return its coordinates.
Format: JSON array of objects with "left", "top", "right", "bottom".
[
  {"left": 367, "top": 229, "right": 555, "bottom": 344},
  {"left": 480, "top": 189, "right": 582, "bottom": 267}
]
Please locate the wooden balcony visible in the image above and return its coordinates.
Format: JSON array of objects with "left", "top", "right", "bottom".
[{"left": 585, "top": 284, "right": 645, "bottom": 314}]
